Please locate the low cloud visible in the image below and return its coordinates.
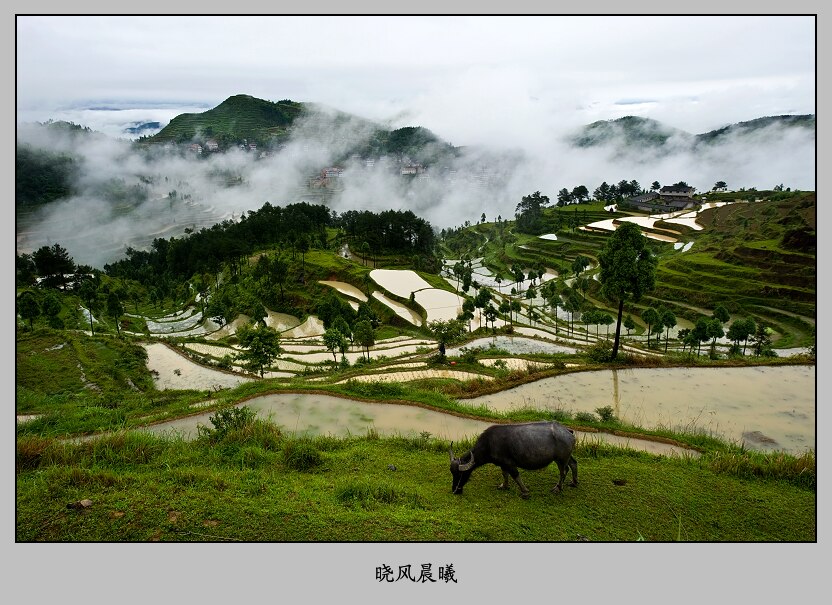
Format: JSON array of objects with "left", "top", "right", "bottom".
[{"left": 16, "top": 108, "right": 815, "bottom": 269}]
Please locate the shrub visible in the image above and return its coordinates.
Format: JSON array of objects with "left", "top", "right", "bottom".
[
  {"left": 282, "top": 437, "right": 323, "bottom": 471},
  {"left": 575, "top": 411, "right": 597, "bottom": 423},
  {"left": 198, "top": 405, "right": 257, "bottom": 441},
  {"left": 595, "top": 405, "right": 616, "bottom": 423},
  {"left": 587, "top": 339, "right": 613, "bottom": 362},
  {"left": 457, "top": 347, "right": 480, "bottom": 364}
]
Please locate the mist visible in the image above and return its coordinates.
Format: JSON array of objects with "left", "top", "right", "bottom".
[{"left": 15, "top": 105, "right": 815, "bottom": 270}]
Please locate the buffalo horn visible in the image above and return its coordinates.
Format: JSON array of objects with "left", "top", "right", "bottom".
[
  {"left": 458, "top": 453, "right": 475, "bottom": 472},
  {"left": 449, "top": 443, "right": 455, "bottom": 462}
]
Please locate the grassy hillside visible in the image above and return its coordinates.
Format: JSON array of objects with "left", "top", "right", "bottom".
[
  {"left": 16, "top": 426, "right": 815, "bottom": 541},
  {"left": 148, "top": 94, "right": 305, "bottom": 146}
]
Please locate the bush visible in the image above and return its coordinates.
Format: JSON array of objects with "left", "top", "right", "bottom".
[
  {"left": 575, "top": 411, "right": 597, "bottom": 423},
  {"left": 587, "top": 339, "right": 613, "bottom": 362},
  {"left": 198, "top": 405, "right": 257, "bottom": 441},
  {"left": 282, "top": 437, "right": 323, "bottom": 471},
  {"left": 217, "top": 354, "right": 233, "bottom": 370},
  {"left": 595, "top": 406, "right": 616, "bottom": 423},
  {"left": 457, "top": 347, "right": 480, "bottom": 364}
]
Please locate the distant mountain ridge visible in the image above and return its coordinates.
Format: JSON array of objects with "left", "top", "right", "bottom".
[{"left": 570, "top": 114, "right": 815, "bottom": 152}]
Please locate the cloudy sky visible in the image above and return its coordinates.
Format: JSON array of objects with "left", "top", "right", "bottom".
[
  {"left": 13, "top": 13, "right": 818, "bottom": 268},
  {"left": 17, "top": 15, "right": 815, "bottom": 142}
]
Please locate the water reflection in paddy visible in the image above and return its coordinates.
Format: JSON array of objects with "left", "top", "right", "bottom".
[
  {"left": 462, "top": 365, "right": 815, "bottom": 454},
  {"left": 141, "top": 393, "right": 698, "bottom": 456}
]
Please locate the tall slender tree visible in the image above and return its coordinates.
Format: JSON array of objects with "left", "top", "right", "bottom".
[{"left": 598, "top": 223, "right": 657, "bottom": 359}]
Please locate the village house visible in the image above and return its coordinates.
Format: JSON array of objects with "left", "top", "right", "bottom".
[
  {"left": 204, "top": 140, "right": 219, "bottom": 152},
  {"left": 401, "top": 163, "right": 425, "bottom": 175},
  {"left": 628, "top": 185, "right": 698, "bottom": 213},
  {"left": 321, "top": 167, "right": 344, "bottom": 178}
]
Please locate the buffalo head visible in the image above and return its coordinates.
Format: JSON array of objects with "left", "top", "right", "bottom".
[{"left": 449, "top": 443, "right": 475, "bottom": 495}]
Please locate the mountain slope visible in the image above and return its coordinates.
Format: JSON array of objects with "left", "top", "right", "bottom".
[
  {"left": 571, "top": 116, "right": 692, "bottom": 149},
  {"left": 569, "top": 114, "right": 815, "bottom": 153}
]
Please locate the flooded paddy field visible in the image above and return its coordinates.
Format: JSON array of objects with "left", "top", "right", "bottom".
[{"left": 463, "top": 365, "right": 814, "bottom": 454}]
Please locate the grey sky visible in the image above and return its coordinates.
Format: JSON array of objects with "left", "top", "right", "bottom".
[{"left": 17, "top": 15, "right": 815, "bottom": 142}]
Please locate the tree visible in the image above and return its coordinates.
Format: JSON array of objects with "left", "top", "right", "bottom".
[
  {"left": 32, "top": 243, "right": 75, "bottom": 287},
  {"left": 498, "top": 299, "right": 512, "bottom": 327},
  {"left": 78, "top": 278, "right": 101, "bottom": 335},
  {"left": 452, "top": 261, "right": 465, "bottom": 293},
  {"left": 484, "top": 304, "right": 498, "bottom": 334},
  {"left": 600, "top": 312, "right": 615, "bottom": 338},
  {"left": 333, "top": 316, "right": 352, "bottom": 345},
  {"left": 512, "top": 266, "right": 525, "bottom": 292},
  {"left": 17, "top": 291, "right": 40, "bottom": 330},
  {"left": 525, "top": 285, "right": 537, "bottom": 325},
  {"left": 323, "top": 328, "right": 349, "bottom": 364},
  {"left": 729, "top": 317, "right": 756, "bottom": 355},
  {"left": 712, "top": 305, "right": 731, "bottom": 325},
  {"left": 593, "top": 181, "right": 611, "bottom": 202},
  {"left": 297, "top": 235, "right": 310, "bottom": 283},
  {"left": 106, "top": 290, "right": 125, "bottom": 336},
  {"left": 651, "top": 181, "right": 661, "bottom": 191},
  {"left": 514, "top": 191, "right": 550, "bottom": 234},
  {"left": 562, "top": 288, "right": 583, "bottom": 336},
  {"left": 571, "top": 255, "right": 591, "bottom": 278},
  {"left": 691, "top": 317, "right": 711, "bottom": 356},
  {"left": 581, "top": 308, "right": 600, "bottom": 340},
  {"left": 353, "top": 319, "right": 375, "bottom": 360},
  {"left": 623, "top": 314, "right": 636, "bottom": 336},
  {"left": 541, "top": 280, "right": 562, "bottom": 333},
  {"left": 236, "top": 322, "right": 282, "bottom": 377},
  {"left": 713, "top": 180, "right": 727, "bottom": 191},
  {"left": 642, "top": 307, "right": 659, "bottom": 346},
  {"left": 677, "top": 328, "right": 691, "bottom": 353},
  {"left": 557, "top": 188, "right": 573, "bottom": 206},
  {"left": 510, "top": 299, "right": 522, "bottom": 327},
  {"left": 41, "top": 291, "right": 64, "bottom": 329},
  {"left": 427, "top": 318, "right": 465, "bottom": 358},
  {"left": 706, "top": 318, "right": 725, "bottom": 358},
  {"left": 751, "top": 323, "right": 773, "bottom": 357},
  {"left": 459, "top": 298, "right": 476, "bottom": 332},
  {"left": 660, "top": 309, "right": 676, "bottom": 352},
  {"left": 709, "top": 305, "right": 730, "bottom": 357},
  {"left": 272, "top": 255, "right": 289, "bottom": 302},
  {"left": 598, "top": 222, "right": 657, "bottom": 359},
  {"left": 571, "top": 185, "right": 589, "bottom": 203}
]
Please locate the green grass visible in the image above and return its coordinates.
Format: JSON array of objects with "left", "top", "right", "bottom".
[{"left": 15, "top": 428, "right": 815, "bottom": 542}]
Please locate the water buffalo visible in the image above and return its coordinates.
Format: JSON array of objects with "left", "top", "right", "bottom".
[{"left": 449, "top": 421, "right": 578, "bottom": 498}]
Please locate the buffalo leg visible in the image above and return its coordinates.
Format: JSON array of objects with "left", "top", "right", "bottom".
[
  {"left": 498, "top": 470, "right": 511, "bottom": 490},
  {"left": 551, "top": 461, "right": 567, "bottom": 494},
  {"left": 503, "top": 466, "right": 530, "bottom": 498},
  {"left": 568, "top": 455, "right": 579, "bottom": 487}
]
